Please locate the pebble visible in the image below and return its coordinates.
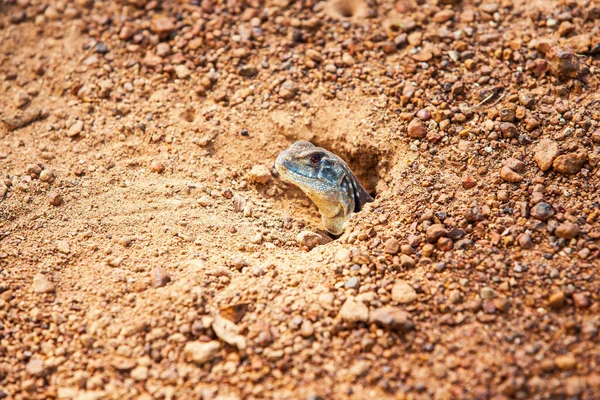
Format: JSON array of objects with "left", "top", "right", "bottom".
[
  {"left": 67, "top": 120, "right": 83, "bottom": 137},
  {"left": 26, "top": 358, "right": 45, "bottom": 377},
  {"left": 339, "top": 298, "right": 369, "bottom": 322},
  {"left": 305, "top": 49, "right": 323, "bottom": 62},
  {"left": 504, "top": 158, "right": 526, "bottom": 173},
  {"left": 32, "top": 273, "right": 55, "bottom": 293},
  {"left": 151, "top": 161, "right": 165, "bottom": 173},
  {"left": 480, "top": 287, "right": 496, "bottom": 299},
  {"left": 26, "top": 164, "right": 42, "bottom": 178},
  {"left": 2, "top": 107, "right": 46, "bottom": 131},
  {"left": 156, "top": 42, "right": 171, "bottom": 57},
  {"left": 425, "top": 224, "right": 448, "bottom": 242},
  {"left": 546, "top": 46, "right": 579, "bottom": 78},
  {"left": 130, "top": 365, "right": 149, "bottom": 381},
  {"left": 152, "top": 266, "right": 171, "bottom": 288},
  {"left": 56, "top": 240, "right": 70, "bottom": 254},
  {"left": 39, "top": 169, "right": 54, "bottom": 183},
  {"left": 300, "top": 320, "right": 314, "bottom": 337},
  {"left": 296, "top": 231, "right": 331, "bottom": 250},
  {"left": 407, "top": 119, "right": 427, "bottom": 139},
  {"left": 279, "top": 80, "right": 297, "bottom": 99},
  {"left": 572, "top": 293, "right": 590, "bottom": 308},
  {"left": 462, "top": 175, "right": 477, "bottom": 189},
  {"left": 174, "top": 65, "right": 191, "bottom": 79},
  {"left": 151, "top": 16, "right": 175, "bottom": 37},
  {"left": 383, "top": 237, "right": 399, "bottom": 254},
  {"left": 530, "top": 202, "right": 554, "bottom": 221},
  {"left": 392, "top": 280, "right": 417, "bottom": 304},
  {"left": 534, "top": 139, "right": 559, "bottom": 171},
  {"left": 500, "top": 166, "right": 523, "bottom": 183},
  {"left": 183, "top": 341, "right": 221, "bottom": 364},
  {"left": 212, "top": 315, "right": 246, "bottom": 350},
  {"left": 553, "top": 152, "right": 588, "bottom": 175},
  {"left": 548, "top": 291, "right": 565, "bottom": 309},
  {"left": 400, "top": 254, "right": 416, "bottom": 268},
  {"left": 555, "top": 222, "right": 580, "bottom": 239},
  {"left": 248, "top": 165, "right": 272, "bottom": 184},
  {"left": 110, "top": 356, "right": 136, "bottom": 371},
  {"left": 369, "top": 307, "right": 414, "bottom": 332},
  {"left": 554, "top": 355, "right": 577, "bottom": 370},
  {"left": 345, "top": 276, "right": 360, "bottom": 289}
]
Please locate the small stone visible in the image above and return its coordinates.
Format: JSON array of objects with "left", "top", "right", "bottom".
[
  {"left": 426, "top": 224, "right": 448, "bottom": 242},
  {"left": 518, "top": 233, "right": 533, "bottom": 249},
  {"left": 212, "top": 316, "right": 246, "bottom": 350},
  {"left": 39, "top": 169, "right": 54, "bottom": 183},
  {"left": 174, "top": 65, "right": 191, "bottom": 79},
  {"left": 339, "top": 298, "right": 369, "bottom": 322},
  {"left": 26, "top": 164, "right": 42, "bottom": 178},
  {"left": 119, "top": 26, "right": 137, "bottom": 40},
  {"left": 279, "top": 80, "right": 297, "bottom": 99},
  {"left": 380, "top": 41, "right": 396, "bottom": 54},
  {"left": 548, "top": 291, "right": 565, "bottom": 309},
  {"left": 305, "top": 49, "right": 323, "bottom": 62},
  {"left": 152, "top": 266, "right": 171, "bottom": 288},
  {"left": 555, "top": 222, "right": 580, "bottom": 239},
  {"left": 370, "top": 306, "right": 415, "bottom": 332},
  {"left": 342, "top": 53, "right": 355, "bottom": 66},
  {"left": 565, "top": 376, "right": 586, "bottom": 396},
  {"left": 345, "top": 277, "right": 360, "bottom": 290},
  {"left": 32, "top": 273, "right": 55, "bottom": 293},
  {"left": 500, "top": 122, "right": 518, "bottom": 138},
  {"left": 67, "top": 120, "right": 83, "bottom": 137},
  {"left": 151, "top": 16, "right": 175, "bottom": 37},
  {"left": 48, "top": 192, "right": 63, "bottom": 206},
  {"left": 554, "top": 355, "right": 576, "bottom": 370},
  {"left": 432, "top": 9, "right": 454, "bottom": 23},
  {"left": 151, "top": 161, "right": 165, "bottom": 173},
  {"left": 300, "top": 320, "right": 314, "bottom": 337},
  {"left": 143, "top": 53, "right": 163, "bottom": 67},
  {"left": 156, "top": 42, "right": 171, "bottom": 57},
  {"left": 531, "top": 202, "right": 554, "bottom": 221},
  {"left": 399, "top": 254, "right": 416, "bottom": 268},
  {"left": 500, "top": 166, "right": 523, "bottom": 183},
  {"left": 130, "top": 365, "right": 149, "bottom": 381},
  {"left": 416, "top": 109, "right": 431, "bottom": 120},
  {"left": 248, "top": 165, "right": 272, "bottom": 184},
  {"left": 572, "top": 293, "right": 590, "bottom": 309},
  {"left": 546, "top": 46, "right": 580, "bottom": 78},
  {"left": 110, "top": 356, "right": 136, "bottom": 371},
  {"left": 534, "top": 139, "right": 559, "bottom": 171},
  {"left": 384, "top": 238, "right": 399, "bottom": 254},
  {"left": 56, "top": 240, "right": 70, "bottom": 254},
  {"left": 462, "top": 175, "right": 477, "bottom": 189},
  {"left": 392, "top": 281, "right": 417, "bottom": 304},
  {"left": 437, "top": 237, "right": 453, "bottom": 251},
  {"left": 553, "top": 152, "right": 588, "bottom": 175},
  {"left": 184, "top": 341, "right": 221, "bottom": 364},
  {"left": 407, "top": 119, "right": 427, "bottom": 139},
  {"left": 504, "top": 158, "right": 526, "bottom": 173},
  {"left": 480, "top": 287, "right": 496, "bottom": 299},
  {"left": 26, "top": 358, "right": 45, "bottom": 377},
  {"left": 296, "top": 231, "right": 331, "bottom": 250}
]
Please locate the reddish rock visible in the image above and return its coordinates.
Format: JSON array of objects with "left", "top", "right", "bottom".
[{"left": 553, "top": 152, "right": 588, "bottom": 175}]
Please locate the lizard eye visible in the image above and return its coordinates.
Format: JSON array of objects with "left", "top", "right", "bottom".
[{"left": 309, "top": 154, "right": 322, "bottom": 164}]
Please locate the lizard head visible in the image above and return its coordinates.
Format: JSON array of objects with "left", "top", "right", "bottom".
[
  {"left": 275, "top": 141, "right": 373, "bottom": 225},
  {"left": 275, "top": 141, "right": 347, "bottom": 200}
]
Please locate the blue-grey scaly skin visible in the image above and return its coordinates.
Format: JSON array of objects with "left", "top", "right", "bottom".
[{"left": 275, "top": 141, "right": 374, "bottom": 235}]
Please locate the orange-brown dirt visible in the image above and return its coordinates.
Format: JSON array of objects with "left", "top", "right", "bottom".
[{"left": 1, "top": 0, "right": 600, "bottom": 399}]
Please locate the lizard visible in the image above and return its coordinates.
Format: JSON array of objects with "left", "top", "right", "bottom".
[{"left": 275, "top": 141, "right": 374, "bottom": 235}]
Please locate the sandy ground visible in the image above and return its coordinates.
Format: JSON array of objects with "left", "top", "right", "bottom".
[{"left": 1, "top": 0, "right": 600, "bottom": 399}]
